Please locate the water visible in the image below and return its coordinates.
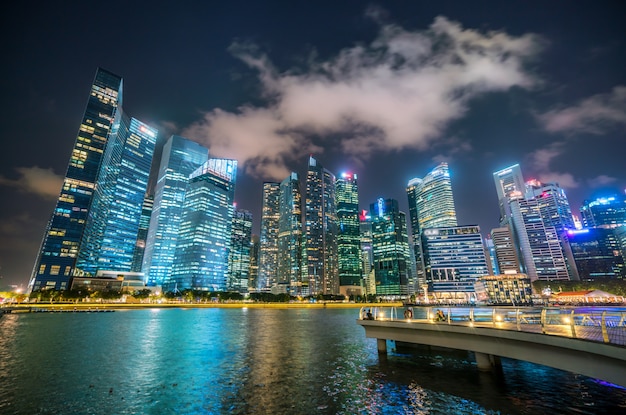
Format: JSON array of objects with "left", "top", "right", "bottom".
[{"left": 1, "top": 307, "right": 625, "bottom": 414}]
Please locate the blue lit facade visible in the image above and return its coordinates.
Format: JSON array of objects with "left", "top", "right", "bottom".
[
  {"left": 30, "top": 68, "right": 122, "bottom": 291},
  {"left": 166, "top": 159, "right": 237, "bottom": 292},
  {"left": 76, "top": 113, "right": 157, "bottom": 275},
  {"left": 580, "top": 195, "right": 626, "bottom": 228},
  {"left": 131, "top": 195, "right": 153, "bottom": 272},
  {"left": 336, "top": 172, "right": 362, "bottom": 294},
  {"left": 421, "top": 226, "right": 489, "bottom": 298},
  {"left": 142, "top": 135, "right": 208, "bottom": 286},
  {"left": 564, "top": 228, "right": 625, "bottom": 280},
  {"left": 370, "top": 198, "right": 410, "bottom": 296},
  {"left": 228, "top": 208, "right": 253, "bottom": 293}
]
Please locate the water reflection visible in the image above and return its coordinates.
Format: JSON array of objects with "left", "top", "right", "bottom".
[{"left": 1, "top": 308, "right": 625, "bottom": 414}]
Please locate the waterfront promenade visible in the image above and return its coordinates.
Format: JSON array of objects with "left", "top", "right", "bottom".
[{"left": 358, "top": 305, "right": 626, "bottom": 387}]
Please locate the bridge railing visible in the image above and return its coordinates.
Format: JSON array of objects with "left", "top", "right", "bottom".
[{"left": 358, "top": 306, "right": 626, "bottom": 346}]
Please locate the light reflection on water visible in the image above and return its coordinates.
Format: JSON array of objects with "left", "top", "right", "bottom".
[{"left": 1, "top": 308, "right": 625, "bottom": 414}]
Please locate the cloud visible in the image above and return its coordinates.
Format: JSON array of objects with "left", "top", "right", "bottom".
[
  {"left": 587, "top": 174, "right": 617, "bottom": 187},
  {"left": 527, "top": 142, "right": 579, "bottom": 188},
  {"left": 539, "top": 86, "right": 626, "bottom": 134},
  {"left": 182, "top": 15, "right": 543, "bottom": 180},
  {"left": 0, "top": 166, "right": 63, "bottom": 199}
]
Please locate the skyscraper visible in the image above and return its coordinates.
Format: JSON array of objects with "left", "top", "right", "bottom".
[
  {"left": 490, "top": 226, "right": 522, "bottom": 274},
  {"left": 526, "top": 180, "right": 575, "bottom": 232},
  {"left": 493, "top": 164, "right": 526, "bottom": 226},
  {"left": 509, "top": 197, "right": 571, "bottom": 281},
  {"left": 564, "top": 228, "right": 625, "bottom": 280},
  {"left": 304, "top": 157, "right": 337, "bottom": 295},
  {"left": 228, "top": 208, "right": 253, "bottom": 293},
  {"left": 142, "top": 135, "right": 209, "bottom": 286},
  {"left": 258, "top": 182, "right": 280, "bottom": 291},
  {"left": 336, "top": 172, "right": 362, "bottom": 295},
  {"left": 407, "top": 162, "right": 458, "bottom": 293},
  {"left": 370, "top": 198, "right": 410, "bottom": 296},
  {"left": 30, "top": 68, "right": 123, "bottom": 292},
  {"left": 580, "top": 194, "right": 626, "bottom": 228},
  {"left": 131, "top": 195, "right": 153, "bottom": 272},
  {"left": 166, "top": 158, "right": 237, "bottom": 292},
  {"left": 421, "top": 226, "right": 490, "bottom": 301},
  {"left": 277, "top": 173, "right": 303, "bottom": 294},
  {"left": 76, "top": 113, "right": 157, "bottom": 275}
]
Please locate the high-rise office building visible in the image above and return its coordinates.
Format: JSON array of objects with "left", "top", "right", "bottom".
[
  {"left": 407, "top": 162, "right": 458, "bottom": 293},
  {"left": 336, "top": 172, "right": 362, "bottom": 296},
  {"left": 526, "top": 180, "right": 575, "bottom": 232},
  {"left": 493, "top": 164, "right": 526, "bottom": 226},
  {"left": 166, "top": 158, "right": 237, "bottom": 292},
  {"left": 580, "top": 194, "right": 626, "bottom": 228},
  {"left": 509, "top": 197, "right": 571, "bottom": 281},
  {"left": 30, "top": 68, "right": 123, "bottom": 292},
  {"left": 304, "top": 157, "right": 338, "bottom": 295},
  {"left": 258, "top": 182, "right": 280, "bottom": 291},
  {"left": 248, "top": 234, "right": 260, "bottom": 291},
  {"left": 421, "top": 226, "right": 490, "bottom": 300},
  {"left": 228, "top": 208, "right": 253, "bottom": 293},
  {"left": 277, "top": 173, "right": 303, "bottom": 294},
  {"left": 76, "top": 113, "right": 157, "bottom": 275},
  {"left": 131, "top": 195, "right": 153, "bottom": 272},
  {"left": 370, "top": 198, "right": 410, "bottom": 296},
  {"left": 490, "top": 226, "right": 522, "bottom": 274},
  {"left": 564, "top": 228, "right": 625, "bottom": 280},
  {"left": 142, "top": 135, "right": 209, "bottom": 286},
  {"left": 359, "top": 211, "right": 376, "bottom": 296}
]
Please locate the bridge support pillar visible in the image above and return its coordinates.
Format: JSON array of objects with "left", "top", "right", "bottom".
[
  {"left": 475, "top": 352, "right": 502, "bottom": 372},
  {"left": 377, "top": 339, "right": 387, "bottom": 354}
]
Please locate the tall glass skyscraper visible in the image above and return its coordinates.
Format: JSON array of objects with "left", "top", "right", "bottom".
[
  {"left": 258, "top": 182, "right": 280, "bottom": 291},
  {"left": 228, "top": 208, "right": 253, "bottom": 293},
  {"left": 304, "top": 157, "right": 337, "bottom": 295},
  {"left": 131, "top": 195, "right": 153, "bottom": 272},
  {"left": 30, "top": 68, "right": 123, "bottom": 292},
  {"left": 166, "top": 158, "right": 237, "bottom": 292},
  {"left": 76, "top": 113, "right": 157, "bottom": 275},
  {"left": 407, "top": 162, "right": 458, "bottom": 292},
  {"left": 493, "top": 164, "right": 526, "bottom": 226},
  {"left": 142, "top": 135, "right": 208, "bottom": 286},
  {"left": 526, "top": 180, "right": 575, "bottom": 232},
  {"left": 277, "top": 173, "right": 303, "bottom": 293},
  {"left": 336, "top": 172, "right": 362, "bottom": 295},
  {"left": 580, "top": 194, "right": 626, "bottom": 228},
  {"left": 370, "top": 198, "right": 410, "bottom": 296}
]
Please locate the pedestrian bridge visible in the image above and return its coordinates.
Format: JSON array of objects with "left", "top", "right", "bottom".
[{"left": 357, "top": 306, "right": 626, "bottom": 387}]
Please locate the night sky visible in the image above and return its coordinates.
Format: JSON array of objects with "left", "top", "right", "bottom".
[{"left": 1, "top": 1, "right": 625, "bottom": 289}]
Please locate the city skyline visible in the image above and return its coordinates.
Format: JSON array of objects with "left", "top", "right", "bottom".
[{"left": 1, "top": 1, "right": 625, "bottom": 288}]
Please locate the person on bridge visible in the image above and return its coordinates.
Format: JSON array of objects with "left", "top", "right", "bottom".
[{"left": 436, "top": 309, "right": 445, "bottom": 321}]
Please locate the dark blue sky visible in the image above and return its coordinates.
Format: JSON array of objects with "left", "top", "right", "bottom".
[{"left": 1, "top": 1, "right": 625, "bottom": 288}]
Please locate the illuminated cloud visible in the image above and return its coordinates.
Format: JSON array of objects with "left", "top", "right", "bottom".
[
  {"left": 0, "top": 166, "right": 63, "bottom": 199},
  {"left": 587, "top": 174, "right": 617, "bottom": 187},
  {"left": 539, "top": 86, "right": 626, "bottom": 134},
  {"left": 183, "top": 15, "right": 543, "bottom": 180},
  {"left": 527, "top": 142, "right": 579, "bottom": 188}
]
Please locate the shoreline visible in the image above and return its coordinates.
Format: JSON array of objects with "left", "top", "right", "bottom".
[{"left": 2, "top": 302, "right": 404, "bottom": 312}]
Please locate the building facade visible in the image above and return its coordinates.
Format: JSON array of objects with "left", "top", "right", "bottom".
[
  {"left": 76, "top": 113, "right": 157, "bottom": 275},
  {"left": 142, "top": 135, "right": 209, "bottom": 287},
  {"left": 336, "top": 172, "right": 362, "bottom": 295},
  {"left": 166, "top": 159, "right": 237, "bottom": 292},
  {"left": 228, "top": 208, "right": 253, "bottom": 293},
  {"left": 30, "top": 68, "right": 123, "bottom": 292},
  {"left": 258, "top": 182, "right": 280, "bottom": 291},
  {"left": 277, "top": 173, "right": 303, "bottom": 294},
  {"left": 370, "top": 198, "right": 410, "bottom": 296},
  {"left": 421, "top": 225, "right": 489, "bottom": 300},
  {"left": 304, "top": 157, "right": 338, "bottom": 295}
]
